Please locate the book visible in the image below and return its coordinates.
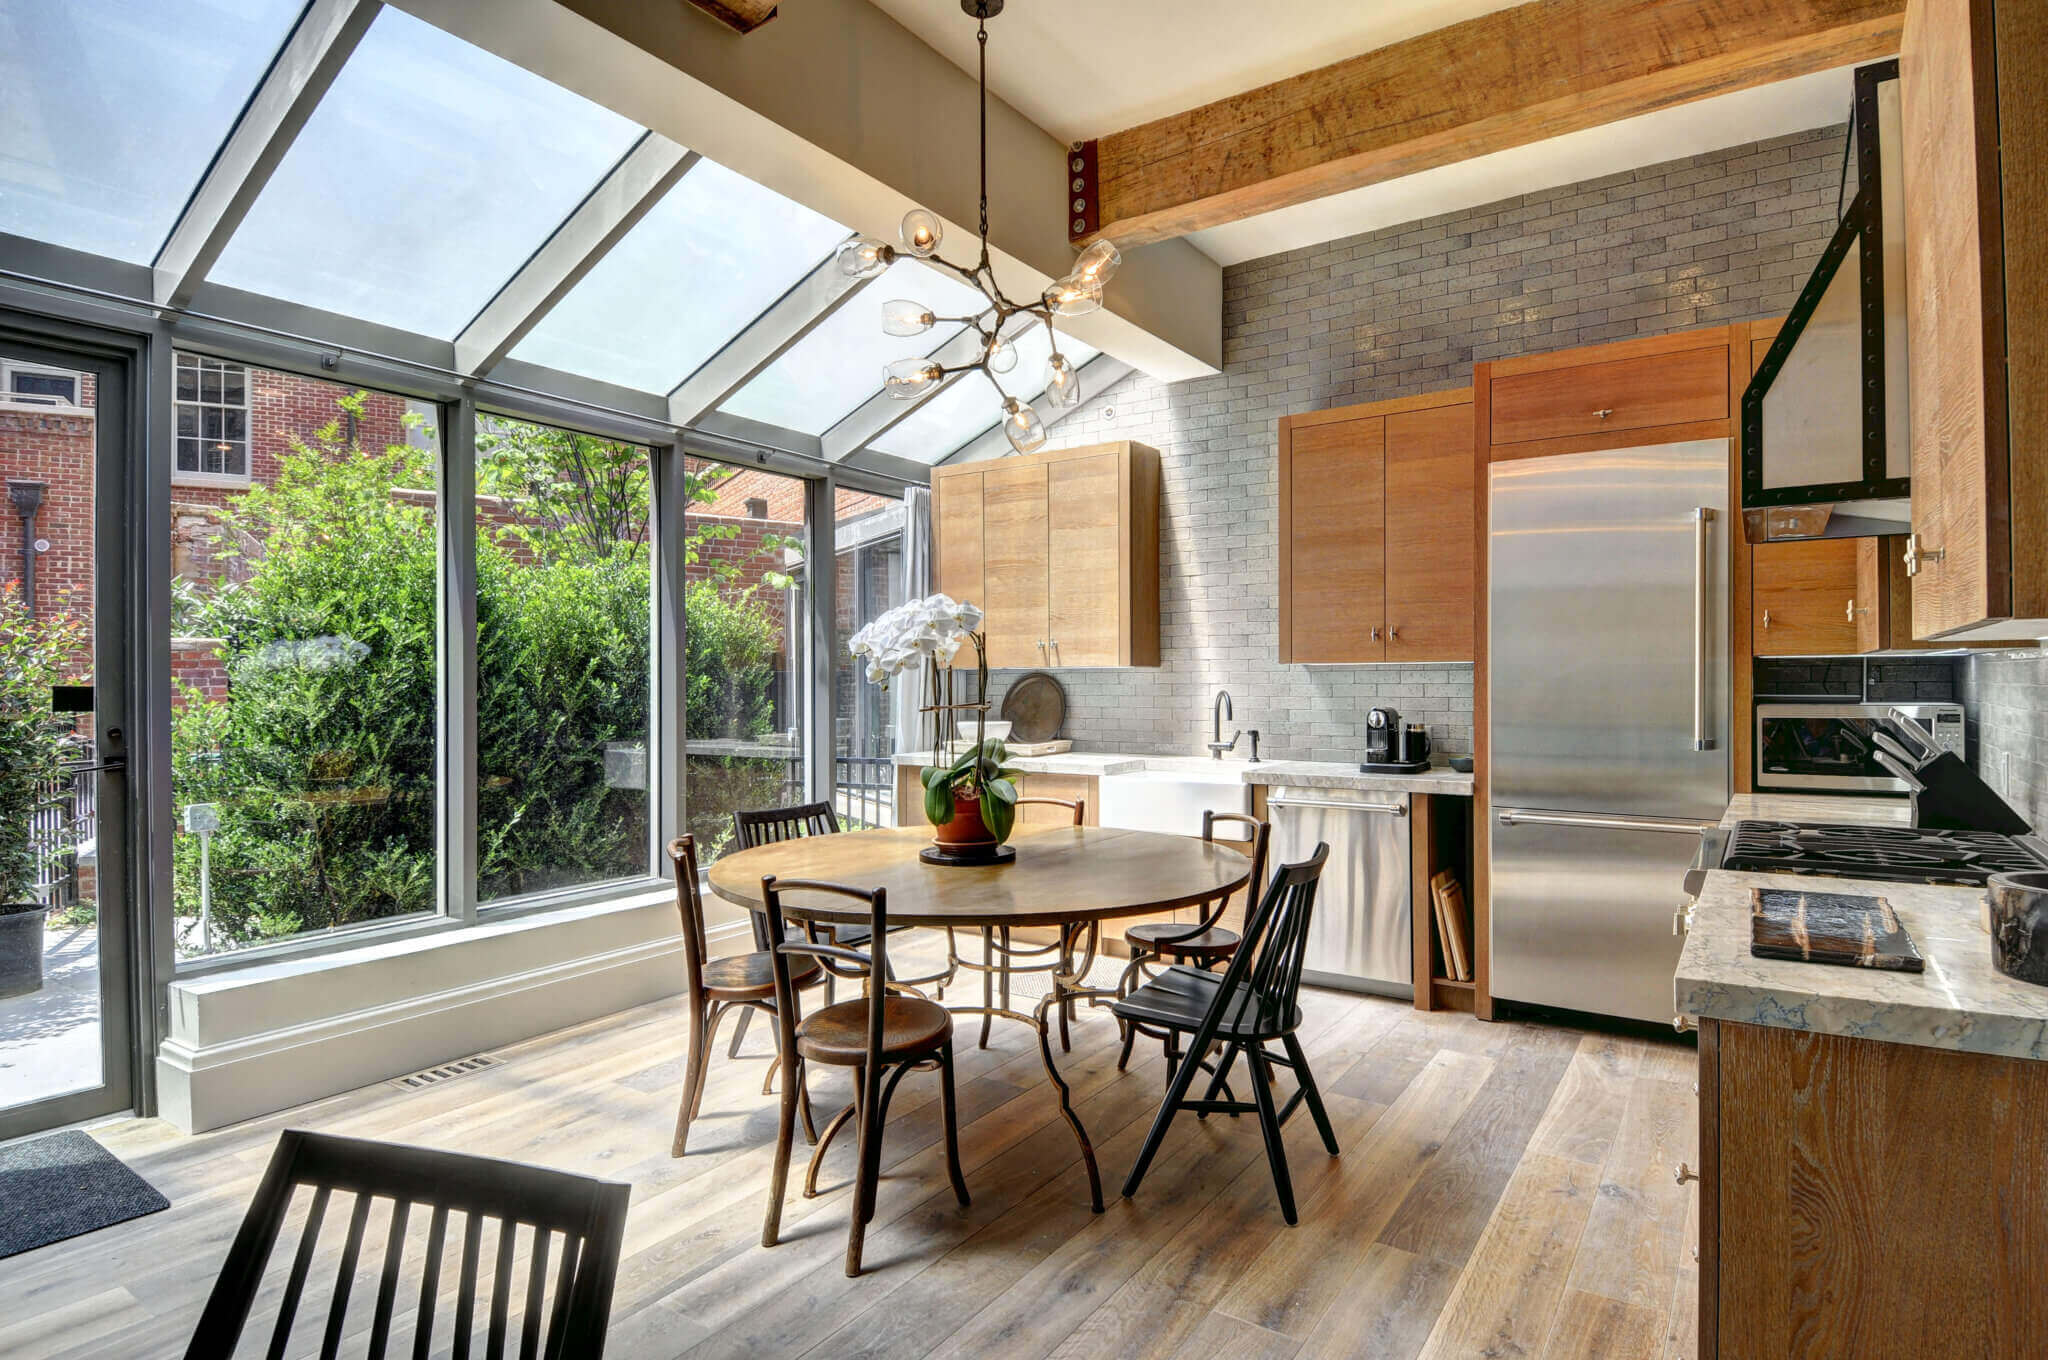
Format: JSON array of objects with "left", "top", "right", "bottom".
[{"left": 1431, "top": 870, "right": 1471, "bottom": 981}]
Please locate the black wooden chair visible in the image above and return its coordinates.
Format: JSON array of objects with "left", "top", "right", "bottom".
[
  {"left": 667, "top": 833, "right": 822, "bottom": 1156},
  {"left": 1115, "top": 810, "right": 1272, "bottom": 1071},
  {"left": 1114, "top": 843, "right": 1339, "bottom": 1225},
  {"left": 186, "top": 1129, "right": 629, "bottom": 1360},
  {"left": 946, "top": 795, "right": 1090, "bottom": 1051},
  {"left": 759, "top": 875, "right": 969, "bottom": 1277}
]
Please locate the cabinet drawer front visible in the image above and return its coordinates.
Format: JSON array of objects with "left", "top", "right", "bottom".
[{"left": 1490, "top": 347, "right": 1728, "bottom": 446}]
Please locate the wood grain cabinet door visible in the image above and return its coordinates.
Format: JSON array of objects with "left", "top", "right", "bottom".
[
  {"left": 933, "top": 470, "right": 985, "bottom": 610},
  {"left": 1488, "top": 346, "right": 1728, "bottom": 448},
  {"left": 1282, "top": 415, "right": 1386, "bottom": 662},
  {"left": 981, "top": 460, "right": 1050, "bottom": 668},
  {"left": 1752, "top": 539, "right": 1869, "bottom": 655},
  {"left": 1384, "top": 402, "right": 1475, "bottom": 660},
  {"left": 1046, "top": 452, "right": 1123, "bottom": 667}
]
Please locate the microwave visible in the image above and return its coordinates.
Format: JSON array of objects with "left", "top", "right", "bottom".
[{"left": 1755, "top": 702, "right": 1965, "bottom": 793}]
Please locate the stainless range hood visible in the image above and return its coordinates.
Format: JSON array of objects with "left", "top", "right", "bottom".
[{"left": 1740, "top": 61, "right": 1910, "bottom": 543}]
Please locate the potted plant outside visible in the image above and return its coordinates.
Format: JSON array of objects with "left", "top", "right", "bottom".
[{"left": 848, "top": 593, "right": 1024, "bottom": 859}]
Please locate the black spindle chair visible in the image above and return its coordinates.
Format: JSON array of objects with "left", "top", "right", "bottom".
[
  {"left": 1114, "top": 843, "right": 1339, "bottom": 1225},
  {"left": 185, "top": 1129, "right": 629, "bottom": 1360},
  {"left": 759, "top": 875, "right": 969, "bottom": 1277}
]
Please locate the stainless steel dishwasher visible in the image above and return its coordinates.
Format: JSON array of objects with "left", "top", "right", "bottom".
[{"left": 1266, "top": 786, "right": 1412, "bottom": 996}]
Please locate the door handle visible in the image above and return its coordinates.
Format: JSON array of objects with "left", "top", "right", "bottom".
[
  {"left": 1037, "top": 640, "right": 1048, "bottom": 663},
  {"left": 1497, "top": 808, "right": 1714, "bottom": 836},
  {"left": 1846, "top": 598, "right": 1870, "bottom": 622},
  {"left": 1595, "top": 408, "right": 1614, "bottom": 420},
  {"left": 1388, "top": 626, "right": 1400, "bottom": 642},
  {"left": 1692, "top": 507, "right": 1716, "bottom": 751},
  {"left": 1269, "top": 797, "right": 1406, "bottom": 817},
  {"left": 1049, "top": 638, "right": 1060, "bottom": 665},
  {"left": 1903, "top": 533, "right": 1943, "bottom": 577},
  {"left": 1370, "top": 625, "right": 1381, "bottom": 643}
]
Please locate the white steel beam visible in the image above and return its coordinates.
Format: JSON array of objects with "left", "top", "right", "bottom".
[
  {"left": 665, "top": 245, "right": 870, "bottom": 424},
  {"left": 940, "top": 354, "right": 1134, "bottom": 466}
]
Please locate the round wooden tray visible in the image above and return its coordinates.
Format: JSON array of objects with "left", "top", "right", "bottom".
[{"left": 1000, "top": 671, "right": 1067, "bottom": 744}]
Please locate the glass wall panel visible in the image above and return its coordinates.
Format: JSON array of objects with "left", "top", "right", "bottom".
[
  {"left": 474, "top": 418, "right": 654, "bottom": 904},
  {"left": 683, "top": 457, "right": 808, "bottom": 861},
  {"left": 721, "top": 258, "right": 985, "bottom": 435},
  {"left": 509, "top": 160, "right": 849, "bottom": 394},
  {"left": 169, "top": 361, "right": 442, "bottom": 958},
  {"left": 833, "top": 488, "right": 905, "bottom": 828},
  {"left": 209, "top": 7, "right": 643, "bottom": 337},
  {"left": 0, "top": 0, "right": 304, "bottom": 262},
  {"left": 871, "top": 329, "right": 1098, "bottom": 463}
]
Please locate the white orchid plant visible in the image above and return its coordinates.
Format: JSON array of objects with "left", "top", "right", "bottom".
[{"left": 848, "top": 593, "right": 1025, "bottom": 841}]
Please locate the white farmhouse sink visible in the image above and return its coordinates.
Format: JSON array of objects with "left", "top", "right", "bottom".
[{"left": 1097, "top": 767, "right": 1252, "bottom": 840}]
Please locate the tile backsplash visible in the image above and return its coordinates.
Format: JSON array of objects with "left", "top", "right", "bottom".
[
  {"left": 1962, "top": 650, "right": 2048, "bottom": 830},
  {"left": 974, "top": 127, "right": 1845, "bottom": 763}
]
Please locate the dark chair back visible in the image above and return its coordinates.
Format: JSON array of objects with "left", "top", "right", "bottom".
[
  {"left": 761, "top": 876, "right": 887, "bottom": 1066},
  {"left": 667, "top": 834, "right": 709, "bottom": 999},
  {"left": 186, "top": 1129, "right": 629, "bottom": 1360},
  {"left": 1199, "top": 843, "right": 1329, "bottom": 1039},
  {"left": 734, "top": 802, "right": 843, "bottom": 949}
]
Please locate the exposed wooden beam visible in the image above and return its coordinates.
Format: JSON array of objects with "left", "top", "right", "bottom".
[
  {"left": 1080, "top": 0, "right": 1905, "bottom": 248},
  {"left": 681, "top": 0, "right": 778, "bottom": 35},
  {"left": 152, "top": 0, "right": 381, "bottom": 307},
  {"left": 457, "top": 136, "right": 696, "bottom": 376}
]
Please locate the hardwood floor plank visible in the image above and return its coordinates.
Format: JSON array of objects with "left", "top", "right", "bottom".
[
  {"left": 1415, "top": 1153, "right": 1599, "bottom": 1360},
  {"left": 1539, "top": 1288, "right": 1666, "bottom": 1360},
  {"left": 1164, "top": 1311, "right": 1301, "bottom": 1360},
  {"left": 1526, "top": 1034, "right": 1643, "bottom": 1166},
  {"left": 0, "top": 1288, "right": 149, "bottom": 1360},
  {"left": 1662, "top": 1180, "right": 1702, "bottom": 1360},
  {"left": 1294, "top": 1242, "right": 1462, "bottom": 1360},
  {"left": 1566, "top": 1072, "right": 1697, "bottom": 1311}
]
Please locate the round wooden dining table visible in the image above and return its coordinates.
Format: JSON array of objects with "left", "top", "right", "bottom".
[{"left": 707, "top": 823, "right": 1253, "bottom": 1211}]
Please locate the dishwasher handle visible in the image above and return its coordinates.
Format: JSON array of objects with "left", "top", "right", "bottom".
[
  {"left": 1267, "top": 795, "right": 1406, "bottom": 817},
  {"left": 1497, "top": 808, "right": 1713, "bottom": 836}
]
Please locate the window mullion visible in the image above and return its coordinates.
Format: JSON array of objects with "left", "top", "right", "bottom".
[
  {"left": 441, "top": 396, "right": 479, "bottom": 926},
  {"left": 804, "top": 474, "right": 836, "bottom": 808},
  {"left": 651, "top": 441, "right": 687, "bottom": 875}
]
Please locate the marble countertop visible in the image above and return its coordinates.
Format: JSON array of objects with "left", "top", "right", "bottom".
[
  {"left": 890, "top": 750, "right": 1474, "bottom": 797},
  {"left": 1677, "top": 791, "right": 2048, "bottom": 1061}
]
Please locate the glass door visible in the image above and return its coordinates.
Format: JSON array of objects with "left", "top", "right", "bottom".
[{"left": 0, "top": 336, "right": 135, "bottom": 1139}]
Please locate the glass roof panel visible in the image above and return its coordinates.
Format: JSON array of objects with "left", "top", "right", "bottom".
[
  {"left": 209, "top": 7, "right": 643, "bottom": 338},
  {"left": 871, "top": 327, "right": 1098, "bottom": 464},
  {"left": 719, "top": 257, "right": 987, "bottom": 435},
  {"left": 0, "top": 0, "right": 306, "bottom": 262},
  {"left": 509, "top": 158, "right": 848, "bottom": 394}
]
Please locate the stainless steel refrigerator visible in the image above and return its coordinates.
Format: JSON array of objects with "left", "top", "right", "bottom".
[{"left": 1488, "top": 440, "right": 1731, "bottom": 1024}]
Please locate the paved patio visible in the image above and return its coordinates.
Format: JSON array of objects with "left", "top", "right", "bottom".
[{"left": 0, "top": 919, "right": 102, "bottom": 1113}]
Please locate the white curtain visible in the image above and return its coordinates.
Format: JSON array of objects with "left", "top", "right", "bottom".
[{"left": 892, "top": 485, "right": 933, "bottom": 756}]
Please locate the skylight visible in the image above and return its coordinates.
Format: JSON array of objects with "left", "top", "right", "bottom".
[{"left": 870, "top": 327, "right": 1097, "bottom": 464}]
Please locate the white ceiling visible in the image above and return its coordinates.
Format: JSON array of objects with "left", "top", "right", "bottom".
[{"left": 866, "top": 0, "right": 1528, "bottom": 145}]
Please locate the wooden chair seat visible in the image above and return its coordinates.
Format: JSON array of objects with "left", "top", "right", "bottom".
[
  {"left": 702, "top": 951, "right": 822, "bottom": 1000},
  {"left": 797, "top": 996, "right": 954, "bottom": 1066},
  {"left": 1124, "top": 921, "right": 1242, "bottom": 959},
  {"left": 1111, "top": 964, "right": 1302, "bottom": 1040}
]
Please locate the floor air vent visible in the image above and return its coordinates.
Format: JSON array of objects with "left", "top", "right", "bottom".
[{"left": 390, "top": 1054, "right": 500, "bottom": 1091}]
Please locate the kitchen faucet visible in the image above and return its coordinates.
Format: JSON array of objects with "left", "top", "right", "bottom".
[{"left": 1209, "top": 690, "right": 1241, "bottom": 759}]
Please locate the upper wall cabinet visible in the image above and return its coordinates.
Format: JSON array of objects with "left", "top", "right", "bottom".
[
  {"left": 1900, "top": 0, "right": 2047, "bottom": 640},
  {"left": 931, "top": 442, "right": 1161, "bottom": 669},
  {"left": 1279, "top": 390, "right": 1474, "bottom": 663}
]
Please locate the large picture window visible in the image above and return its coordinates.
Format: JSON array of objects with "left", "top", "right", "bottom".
[
  {"left": 834, "top": 488, "right": 905, "bottom": 828},
  {"left": 474, "top": 417, "right": 654, "bottom": 904},
  {"left": 169, "top": 361, "right": 441, "bottom": 958}
]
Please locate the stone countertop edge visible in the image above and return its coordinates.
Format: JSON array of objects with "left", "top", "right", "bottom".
[
  {"left": 1677, "top": 791, "right": 2048, "bottom": 1062},
  {"left": 889, "top": 751, "right": 1475, "bottom": 796}
]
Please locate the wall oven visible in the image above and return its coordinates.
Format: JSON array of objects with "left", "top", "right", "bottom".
[{"left": 1755, "top": 702, "right": 1965, "bottom": 793}]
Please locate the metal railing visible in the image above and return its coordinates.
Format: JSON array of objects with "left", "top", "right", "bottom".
[{"left": 29, "top": 750, "right": 94, "bottom": 906}]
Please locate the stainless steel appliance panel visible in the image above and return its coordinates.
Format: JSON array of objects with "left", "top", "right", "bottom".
[
  {"left": 1755, "top": 702, "right": 1964, "bottom": 793},
  {"left": 1267, "top": 787, "right": 1411, "bottom": 995},
  {"left": 1488, "top": 441, "right": 1732, "bottom": 820},
  {"left": 1490, "top": 809, "right": 1713, "bottom": 1024}
]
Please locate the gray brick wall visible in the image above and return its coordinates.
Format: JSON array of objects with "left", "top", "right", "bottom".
[
  {"left": 1962, "top": 652, "right": 2048, "bottom": 830},
  {"left": 976, "top": 127, "right": 1844, "bottom": 763}
]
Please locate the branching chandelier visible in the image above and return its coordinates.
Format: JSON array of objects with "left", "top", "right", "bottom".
[{"left": 834, "top": 0, "right": 1118, "bottom": 455}]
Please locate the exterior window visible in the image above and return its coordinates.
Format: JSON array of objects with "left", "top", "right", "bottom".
[
  {"left": 834, "top": 488, "right": 905, "bottom": 827},
  {"left": 1, "top": 359, "right": 84, "bottom": 408},
  {"left": 174, "top": 353, "right": 251, "bottom": 482}
]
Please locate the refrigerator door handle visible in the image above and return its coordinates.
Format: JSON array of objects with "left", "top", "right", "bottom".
[
  {"left": 1692, "top": 506, "right": 1717, "bottom": 752},
  {"left": 1496, "top": 808, "right": 1715, "bottom": 836}
]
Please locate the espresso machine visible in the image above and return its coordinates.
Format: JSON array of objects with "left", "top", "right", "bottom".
[{"left": 1363, "top": 706, "right": 1431, "bottom": 772}]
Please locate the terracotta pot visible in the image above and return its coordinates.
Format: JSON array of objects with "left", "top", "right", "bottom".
[{"left": 931, "top": 788, "right": 997, "bottom": 849}]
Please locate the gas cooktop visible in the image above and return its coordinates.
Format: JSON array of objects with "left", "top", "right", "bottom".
[{"left": 1723, "top": 820, "right": 2048, "bottom": 886}]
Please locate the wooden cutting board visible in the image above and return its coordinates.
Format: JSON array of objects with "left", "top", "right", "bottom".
[{"left": 1749, "top": 888, "right": 1924, "bottom": 972}]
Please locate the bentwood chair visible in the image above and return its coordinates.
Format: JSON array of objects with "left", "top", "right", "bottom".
[
  {"left": 186, "top": 1129, "right": 629, "bottom": 1360},
  {"left": 1116, "top": 811, "right": 1272, "bottom": 1071},
  {"left": 667, "top": 834, "right": 820, "bottom": 1156},
  {"left": 759, "top": 876, "right": 969, "bottom": 1277},
  {"left": 947, "top": 795, "right": 1091, "bottom": 1050},
  {"left": 1115, "top": 843, "right": 1339, "bottom": 1225}
]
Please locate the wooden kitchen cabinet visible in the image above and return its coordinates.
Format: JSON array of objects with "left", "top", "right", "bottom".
[
  {"left": 1751, "top": 538, "right": 1882, "bottom": 655},
  {"left": 1900, "top": 0, "right": 2048, "bottom": 640},
  {"left": 931, "top": 442, "right": 1160, "bottom": 668},
  {"left": 1278, "top": 388, "right": 1473, "bottom": 663},
  {"left": 1488, "top": 344, "right": 1728, "bottom": 449}
]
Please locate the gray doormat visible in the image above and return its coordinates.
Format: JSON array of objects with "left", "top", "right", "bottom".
[{"left": 0, "top": 1129, "right": 170, "bottom": 1259}]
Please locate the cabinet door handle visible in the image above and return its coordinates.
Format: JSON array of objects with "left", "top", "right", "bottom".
[
  {"left": 1761, "top": 608, "right": 1771, "bottom": 629},
  {"left": 1370, "top": 625, "right": 1381, "bottom": 643},
  {"left": 1903, "top": 533, "right": 1944, "bottom": 578},
  {"left": 1038, "top": 640, "right": 1048, "bottom": 662},
  {"left": 1674, "top": 1163, "right": 1699, "bottom": 1185},
  {"left": 1049, "top": 638, "right": 1060, "bottom": 665},
  {"left": 1388, "top": 626, "right": 1401, "bottom": 641},
  {"left": 1595, "top": 408, "right": 1614, "bottom": 420},
  {"left": 1846, "top": 598, "right": 1870, "bottom": 622}
]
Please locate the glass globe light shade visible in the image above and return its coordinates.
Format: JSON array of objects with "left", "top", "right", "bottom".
[
  {"left": 1042, "top": 276, "right": 1103, "bottom": 317},
  {"left": 1071, "top": 237, "right": 1121, "bottom": 286},
  {"left": 987, "top": 335, "right": 1018, "bottom": 374},
  {"left": 836, "top": 237, "right": 894, "bottom": 279},
  {"left": 881, "top": 298, "right": 936, "bottom": 337},
  {"left": 1044, "top": 352, "right": 1082, "bottom": 409},
  {"left": 900, "top": 208, "right": 943, "bottom": 258},
  {"left": 1003, "top": 397, "right": 1046, "bottom": 454},
  {"left": 884, "top": 357, "right": 943, "bottom": 399}
]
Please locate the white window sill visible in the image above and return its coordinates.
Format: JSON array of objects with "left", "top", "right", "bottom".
[{"left": 172, "top": 472, "right": 252, "bottom": 490}]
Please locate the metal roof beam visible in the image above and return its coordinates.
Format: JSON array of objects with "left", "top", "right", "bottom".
[
  {"left": 940, "top": 354, "right": 1134, "bottom": 466},
  {"left": 664, "top": 245, "right": 870, "bottom": 425}
]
